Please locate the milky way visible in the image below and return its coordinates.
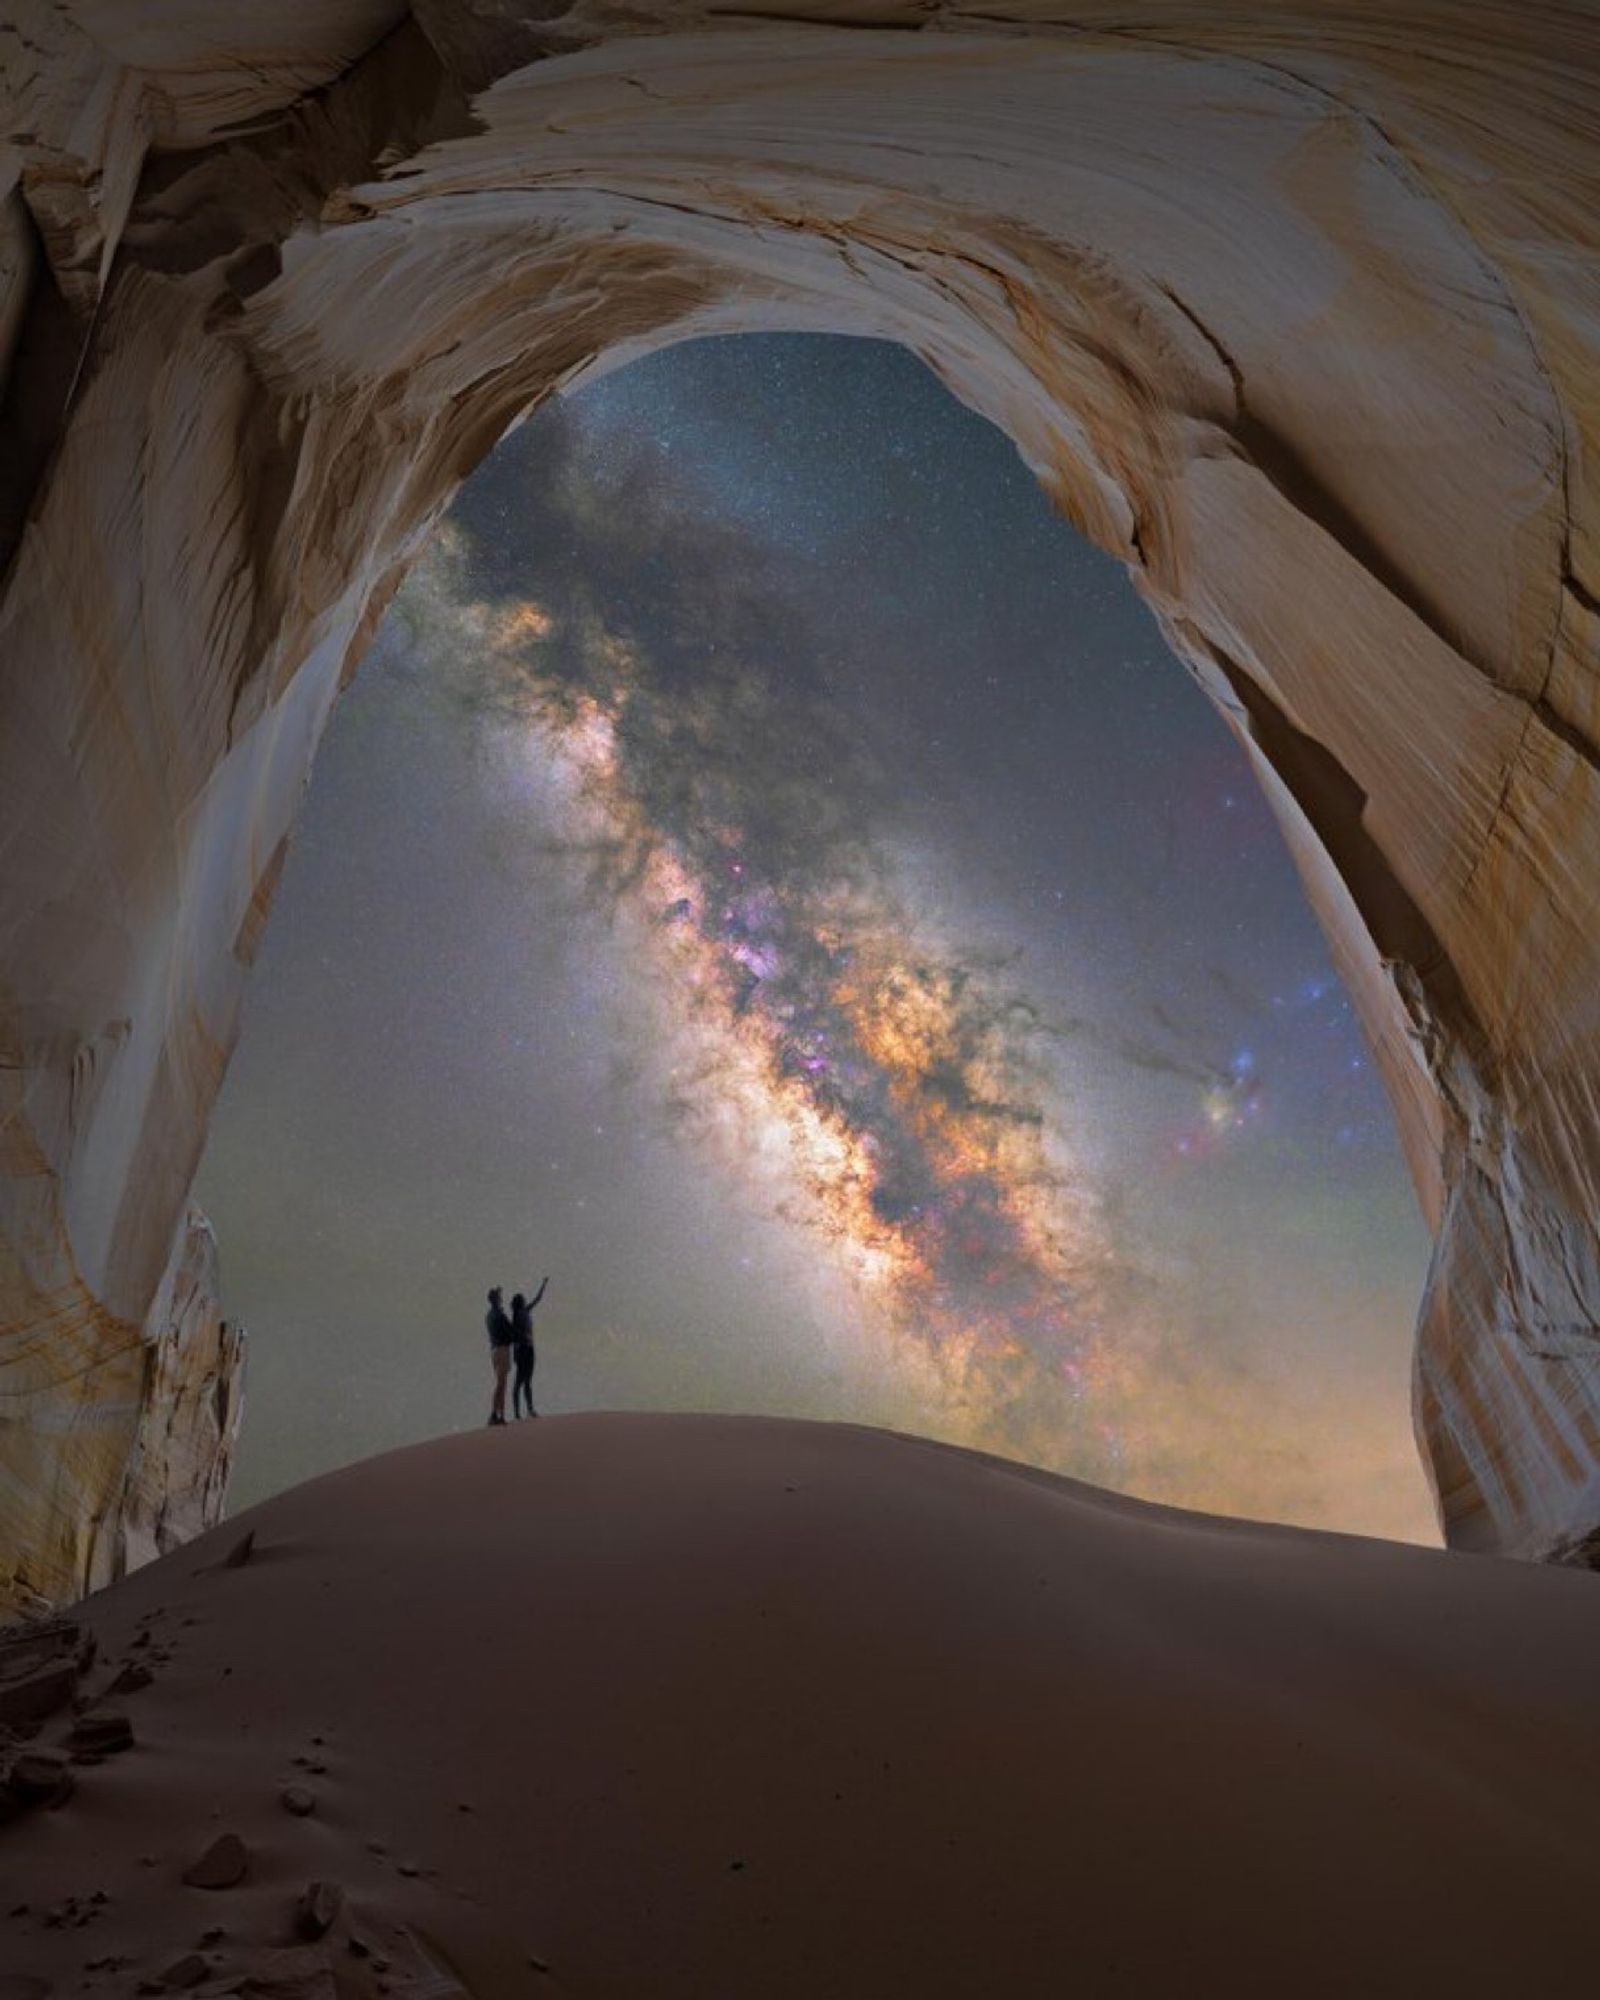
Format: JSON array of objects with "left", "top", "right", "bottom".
[
  {"left": 202, "top": 336, "right": 1435, "bottom": 1537},
  {"left": 471, "top": 576, "right": 1131, "bottom": 1478},
  {"left": 390, "top": 378, "right": 1378, "bottom": 1503}
]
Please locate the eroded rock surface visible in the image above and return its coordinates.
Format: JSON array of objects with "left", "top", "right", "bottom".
[
  {"left": 2, "top": 3, "right": 1599, "bottom": 1600},
  {"left": 115, "top": 1213, "right": 246, "bottom": 1582},
  {"left": 0, "top": 1198, "right": 243, "bottom": 1619}
]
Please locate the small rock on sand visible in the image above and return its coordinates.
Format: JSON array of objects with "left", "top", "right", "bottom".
[
  {"left": 70, "top": 1710, "right": 134, "bottom": 1756},
  {"left": 6, "top": 1750, "right": 74, "bottom": 1807},
  {"left": 222, "top": 1531, "right": 255, "bottom": 1570},
  {"left": 0, "top": 1659, "right": 79, "bottom": 1729},
  {"left": 182, "top": 1833, "right": 249, "bottom": 1890},
  {"left": 281, "top": 1784, "right": 316, "bottom": 1817},
  {"left": 159, "top": 1953, "right": 210, "bottom": 1988},
  {"left": 213, "top": 1944, "right": 337, "bottom": 1998},
  {"left": 296, "top": 1880, "right": 343, "bottom": 1941}
]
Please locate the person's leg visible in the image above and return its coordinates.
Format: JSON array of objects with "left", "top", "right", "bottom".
[
  {"left": 512, "top": 1350, "right": 530, "bottom": 1418},
  {"left": 526, "top": 1341, "right": 538, "bottom": 1418},
  {"left": 490, "top": 1346, "right": 509, "bottom": 1424}
]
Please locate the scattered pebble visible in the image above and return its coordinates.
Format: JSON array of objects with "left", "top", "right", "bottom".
[
  {"left": 295, "top": 1879, "right": 343, "bottom": 1941},
  {"left": 160, "top": 1952, "right": 211, "bottom": 1989},
  {"left": 108, "top": 1660, "right": 155, "bottom": 1696},
  {"left": 38, "top": 1894, "right": 102, "bottom": 1932},
  {"left": 0, "top": 1659, "right": 80, "bottom": 1730},
  {"left": 281, "top": 1784, "right": 316, "bottom": 1817},
  {"left": 222, "top": 1531, "right": 255, "bottom": 1570},
  {"left": 7, "top": 1749, "right": 74, "bottom": 1807},
  {"left": 218, "top": 1945, "right": 334, "bottom": 1992},
  {"left": 70, "top": 1709, "right": 134, "bottom": 1756},
  {"left": 182, "top": 1832, "right": 249, "bottom": 1890}
]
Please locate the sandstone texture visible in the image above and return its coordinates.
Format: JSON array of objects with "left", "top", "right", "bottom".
[
  {"left": 2, "top": 3, "right": 1599, "bottom": 1601},
  {"left": 114, "top": 1213, "right": 246, "bottom": 1581},
  {"left": 0, "top": 1197, "right": 243, "bottom": 1619}
]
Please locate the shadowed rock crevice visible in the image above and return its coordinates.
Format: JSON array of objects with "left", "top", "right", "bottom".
[
  {"left": 0, "top": 194, "right": 90, "bottom": 574},
  {"left": 1189, "top": 633, "right": 1486, "bottom": 1067}
]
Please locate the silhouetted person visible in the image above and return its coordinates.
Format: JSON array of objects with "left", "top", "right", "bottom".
[
  {"left": 485, "top": 1286, "right": 514, "bottom": 1426},
  {"left": 510, "top": 1277, "right": 549, "bottom": 1419}
]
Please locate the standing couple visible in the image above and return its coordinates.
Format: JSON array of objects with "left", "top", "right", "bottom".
[{"left": 485, "top": 1277, "right": 548, "bottom": 1426}]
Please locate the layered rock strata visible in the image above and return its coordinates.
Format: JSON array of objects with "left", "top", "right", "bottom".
[
  {"left": 0, "top": 1201, "right": 243, "bottom": 1620},
  {"left": 2, "top": 3, "right": 1599, "bottom": 1601},
  {"left": 115, "top": 1213, "right": 246, "bottom": 1580}
]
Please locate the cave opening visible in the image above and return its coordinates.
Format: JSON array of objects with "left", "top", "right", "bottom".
[
  {"left": 8, "top": 8, "right": 1600, "bottom": 1621},
  {"left": 195, "top": 332, "right": 1434, "bottom": 1542}
]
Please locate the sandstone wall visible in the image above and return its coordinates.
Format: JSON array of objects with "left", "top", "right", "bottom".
[
  {"left": 115, "top": 1211, "right": 246, "bottom": 1581},
  {"left": 2, "top": 2, "right": 1598, "bottom": 1602},
  {"left": 0, "top": 1199, "right": 243, "bottom": 1621}
]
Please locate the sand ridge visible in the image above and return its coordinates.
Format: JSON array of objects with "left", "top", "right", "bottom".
[{"left": 3, "top": 1413, "right": 1600, "bottom": 1997}]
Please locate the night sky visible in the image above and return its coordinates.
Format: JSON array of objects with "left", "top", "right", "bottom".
[{"left": 198, "top": 334, "right": 1436, "bottom": 1542}]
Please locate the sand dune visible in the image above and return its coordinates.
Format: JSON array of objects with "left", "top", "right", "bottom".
[{"left": 3, "top": 1413, "right": 1599, "bottom": 1997}]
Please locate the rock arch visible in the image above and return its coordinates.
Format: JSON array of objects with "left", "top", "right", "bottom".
[{"left": 4, "top": 3, "right": 1599, "bottom": 1611}]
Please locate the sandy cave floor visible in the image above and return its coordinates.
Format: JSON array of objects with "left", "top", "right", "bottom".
[{"left": 3, "top": 1413, "right": 1600, "bottom": 1998}]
